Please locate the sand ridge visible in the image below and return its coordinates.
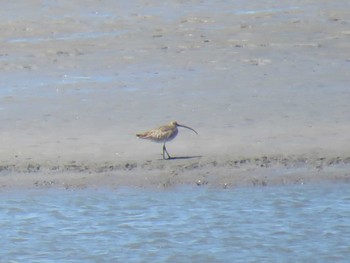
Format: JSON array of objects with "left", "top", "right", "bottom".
[{"left": 0, "top": 155, "right": 349, "bottom": 189}]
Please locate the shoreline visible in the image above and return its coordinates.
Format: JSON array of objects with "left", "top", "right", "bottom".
[{"left": 1, "top": 154, "right": 349, "bottom": 190}]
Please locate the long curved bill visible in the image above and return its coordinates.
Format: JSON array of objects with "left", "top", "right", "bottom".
[{"left": 177, "top": 124, "right": 198, "bottom": 134}]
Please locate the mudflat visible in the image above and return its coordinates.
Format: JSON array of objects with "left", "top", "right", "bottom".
[{"left": 0, "top": 0, "right": 349, "bottom": 189}]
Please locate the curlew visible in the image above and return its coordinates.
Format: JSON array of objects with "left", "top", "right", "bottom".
[{"left": 136, "top": 121, "right": 198, "bottom": 159}]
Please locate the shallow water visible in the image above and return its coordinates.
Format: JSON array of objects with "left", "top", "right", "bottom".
[{"left": 1, "top": 184, "right": 350, "bottom": 262}]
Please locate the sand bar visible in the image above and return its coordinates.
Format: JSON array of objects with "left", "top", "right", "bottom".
[{"left": 0, "top": 0, "right": 349, "bottom": 189}]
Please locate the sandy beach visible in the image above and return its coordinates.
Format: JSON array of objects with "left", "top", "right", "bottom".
[{"left": 0, "top": 0, "right": 349, "bottom": 189}]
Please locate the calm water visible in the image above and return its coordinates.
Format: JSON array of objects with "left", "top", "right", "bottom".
[{"left": 1, "top": 184, "right": 350, "bottom": 262}]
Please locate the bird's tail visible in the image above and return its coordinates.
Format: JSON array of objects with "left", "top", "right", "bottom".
[{"left": 136, "top": 133, "right": 146, "bottom": 138}]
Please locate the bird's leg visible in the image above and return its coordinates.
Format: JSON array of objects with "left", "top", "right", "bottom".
[{"left": 163, "top": 143, "right": 171, "bottom": 159}]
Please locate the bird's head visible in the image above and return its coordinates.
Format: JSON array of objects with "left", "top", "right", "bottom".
[
  {"left": 170, "top": 121, "right": 178, "bottom": 126},
  {"left": 170, "top": 121, "right": 197, "bottom": 134}
]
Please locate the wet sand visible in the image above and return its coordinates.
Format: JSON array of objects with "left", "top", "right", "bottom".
[
  {"left": 0, "top": 0, "right": 350, "bottom": 189},
  {"left": 1, "top": 155, "right": 350, "bottom": 190}
]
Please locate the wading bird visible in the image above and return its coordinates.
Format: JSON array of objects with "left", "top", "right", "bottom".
[{"left": 136, "top": 121, "right": 198, "bottom": 159}]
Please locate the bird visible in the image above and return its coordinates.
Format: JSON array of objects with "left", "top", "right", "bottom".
[{"left": 136, "top": 121, "right": 198, "bottom": 159}]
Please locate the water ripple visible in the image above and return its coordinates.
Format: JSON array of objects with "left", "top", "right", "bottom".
[{"left": 1, "top": 185, "right": 350, "bottom": 262}]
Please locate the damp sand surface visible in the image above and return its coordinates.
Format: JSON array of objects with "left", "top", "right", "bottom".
[{"left": 0, "top": 0, "right": 350, "bottom": 189}]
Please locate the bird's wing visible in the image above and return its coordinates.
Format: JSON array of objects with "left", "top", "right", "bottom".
[{"left": 137, "top": 126, "right": 173, "bottom": 141}]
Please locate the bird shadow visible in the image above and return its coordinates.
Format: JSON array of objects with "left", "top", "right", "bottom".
[{"left": 163, "top": 155, "right": 202, "bottom": 160}]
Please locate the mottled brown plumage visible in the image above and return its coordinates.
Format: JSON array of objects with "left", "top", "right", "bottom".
[{"left": 136, "top": 121, "right": 197, "bottom": 159}]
